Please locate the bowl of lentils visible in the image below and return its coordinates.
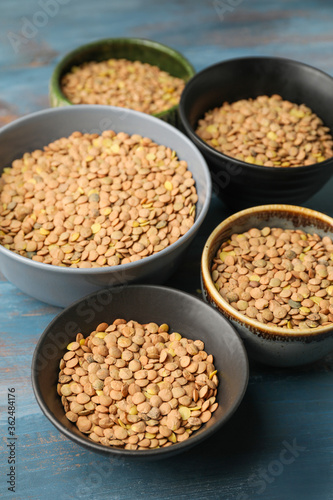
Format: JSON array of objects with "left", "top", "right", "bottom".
[
  {"left": 201, "top": 204, "right": 333, "bottom": 367},
  {"left": 0, "top": 105, "right": 211, "bottom": 307},
  {"left": 50, "top": 37, "right": 195, "bottom": 127},
  {"left": 32, "top": 285, "right": 249, "bottom": 458},
  {"left": 179, "top": 56, "right": 333, "bottom": 209}
]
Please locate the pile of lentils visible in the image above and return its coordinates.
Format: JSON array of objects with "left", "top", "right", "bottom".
[
  {"left": 196, "top": 94, "right": 333, "bottom": 167},
  {"left": 0, "top": 131, "right": 197, "bottom": 268},
  {"left": 61, "top": 58, "right": 185, "bottom": 114},
  {"left": 211, "top": 227, "right": 333, "bottom": 329},
  {"left": 58, "top": 320, "right": 219, "bottom": 450}
]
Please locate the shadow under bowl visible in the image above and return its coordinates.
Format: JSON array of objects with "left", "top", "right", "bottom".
[
  {"left": 179, "top": 56, "right": 333, "bottom": 209},
  {"left": 201, "top": 204, "right": 333, "bottom": 367},
  {"left": 31, "top": 285, "right": 249, "bottom": 459}
]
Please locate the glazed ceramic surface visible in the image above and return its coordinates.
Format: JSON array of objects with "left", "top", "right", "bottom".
[
  {"left": 201, "top": 204, "right": 333, "bottom": 367},
  {"left": 50, "top": 37, "right": 195, "bottom": 127}
]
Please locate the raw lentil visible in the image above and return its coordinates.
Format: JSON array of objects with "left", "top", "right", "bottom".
[
  {"left": 196, "top": 94, "right": 333, "bottom": 167},
  {"left": 0, "top": 130, "right": 197, "bottom": 267},
  {"left": 61, "top": 58, "right": 185, "bottom": 115},
  {"left": 211, "top": 228, "right": 333, "bottom": 329},
  {"left": 58, "top": 320, "right": 219, "bottom": 449}
]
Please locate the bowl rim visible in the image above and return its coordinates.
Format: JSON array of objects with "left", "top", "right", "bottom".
[
  {"left": 0, "top": 104, "right": 212, "bottom": 275},
  {"left": 201, "top": 203, "right": 333, "bottom": 338},
  {"left": 31, "top": 284, "right": 249, "bottom": 458},
  {"left": 179, "top": 55, "right": 333, "bottom": 173},
  {"left": 49, "top": 36, "right": 196, "bottom": 119}
]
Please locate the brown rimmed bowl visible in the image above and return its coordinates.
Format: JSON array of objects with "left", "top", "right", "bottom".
[
  {"left": 201, "top": 204, "right": 333, "bottom": 367},
  {"left": 31, "top": 285, "right": 249, "bottom": 459}
]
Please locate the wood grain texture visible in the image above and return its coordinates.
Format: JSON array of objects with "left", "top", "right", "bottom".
[{"left": 0, "top": 0, "right": 333, "bottom": 499}]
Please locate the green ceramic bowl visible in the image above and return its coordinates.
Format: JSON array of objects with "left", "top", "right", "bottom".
[{"left": 50, "top": 37, "right": 195, "bottom": 127}]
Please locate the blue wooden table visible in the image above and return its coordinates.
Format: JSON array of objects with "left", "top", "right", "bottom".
[{"left": 1, "top": 1, "right": 333, "bottom": 499}]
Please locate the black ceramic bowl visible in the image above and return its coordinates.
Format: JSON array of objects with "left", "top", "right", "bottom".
[
  {"left": 32, "top": 285, "right": 248, "bottom": 459},
  {"left": 179, "top": 56, "right": 333, "bottom": 209}
]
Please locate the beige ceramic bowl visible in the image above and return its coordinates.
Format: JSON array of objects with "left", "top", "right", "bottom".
[{"left": 201, "top": 204, "right": 333, "bottom": 367}]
